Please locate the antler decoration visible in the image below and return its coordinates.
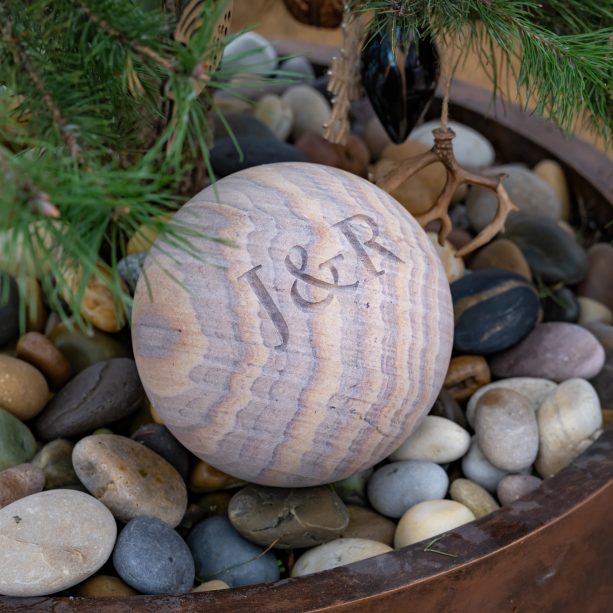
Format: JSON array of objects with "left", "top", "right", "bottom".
[
  {"left": 375, "top": 126, "right": 518, "bottom": 257},
  {"left": 323, "top": 2, "right": 363, "bottom": 145}
]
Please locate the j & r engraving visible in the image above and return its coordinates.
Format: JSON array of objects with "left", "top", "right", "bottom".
[{"left": 239, "top": 214, "right": 405, "bottom": 351}]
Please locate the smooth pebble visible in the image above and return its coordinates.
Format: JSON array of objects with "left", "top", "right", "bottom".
[
  {"left": 497, "top": 474, "right": 543, "bottom": 506},
  {"left": 291, "top": 538, "right": 392, "bottom": 577},
  {"left": 0, "top": 408, "right": 37, "bottom": 471},
  {"left": 0, "top": 355, "right": 49, "bottom": 420},
  {"left": 449, "top": 478, "right": 500, "bottom": 518},
  {"left": 0, "top": 464, "right": 45, "bottom": 509},
  {"left": 222, "top": 32, "right": 277, "bottom": 76},
  {"left": 461, "top": 437, "right": 509, "bottom": 492},
  {"left": 281, "top": 85, "right": 331, "bottom": 140}
]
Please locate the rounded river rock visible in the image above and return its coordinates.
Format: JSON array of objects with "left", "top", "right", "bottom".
[
  {"left": 451, "top": 269, "right": 539, "bottom": 354},
  {"left": 34, "top": 358, "right": 145, "bottom": 440},
  {"left": 73, "top": 434, "right": 187, "bottom": 527},
  {"left": 0, "top": 489, "right": 116, "bottom": 597},
  {"left": 228, "top": 485, "right": 349, "bottom": 548}
]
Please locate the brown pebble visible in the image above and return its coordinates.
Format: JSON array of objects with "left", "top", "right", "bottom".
[
  {"left": 0, "top": 463, "right": 45, "bottom": 509},
  {"left": 533, "top": 159, "right": 571, "bottom": 221},
  {"left": 76, "top": 575, "right": 139, "bottom": 598},
  {"left": 447, "top": 228, "right": 474, "bottom": 252},
  {"left": 576, "top": 243, "right": 613, "bottom": 312},
  {"left": 189, "top": 460, "right": 246, "bottom": 494},
  {"left": 444, "top": 355, "right": 491, "bottom": 401},
  {"left": 16, "top": 332, "right": 72, "bottom": 388},
  {"left": 73, "top": 434, "right": 188, "bottom": 527},
  {"left": 470, "top": 239, "right": 532, "bottom": 280},
  {"left": 340, "top": 504, "right": 397, "bottom": 547},
  {"left": 0, "top": 355, "right": 49, "bottom": 420},
  {"left": 295, "top": 132, "right": 369, "bottom": 177}
]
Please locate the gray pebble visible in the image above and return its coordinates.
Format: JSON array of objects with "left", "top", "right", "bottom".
[
  {"left": 113, "top": 516, "right": 194, "bottom": 594},
  {"left": 187, "top": 516, "right": 279, "bottom": 588},
  {"left": 474, "top": 389, "right": 539, "bottom": 472},
  {"left": 367, "top": 460, "right": 448, "bottom": 518},
  {"left": 497, "top": 474, "right": 543, "bottom": 506},
  {"left": 461, "top": 436, "right": 509, "bottom": 492}
]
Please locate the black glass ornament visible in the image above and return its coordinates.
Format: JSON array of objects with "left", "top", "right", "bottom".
[{"left": 361, "top": 26, "right": 440, "bottom": 144}]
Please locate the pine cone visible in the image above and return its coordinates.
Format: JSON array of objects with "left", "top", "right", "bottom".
[{"left": 282, "top": 0, "right": 344, "bottom": 28}]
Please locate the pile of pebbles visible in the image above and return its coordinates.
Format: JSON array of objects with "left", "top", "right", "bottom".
[{"left": 0, "top": 34, "right": 611, "bottom": 599}]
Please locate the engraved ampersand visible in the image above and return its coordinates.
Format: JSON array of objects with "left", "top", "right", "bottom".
[{"left": 239, "top": 214, "right": 404, "bottom": 351}]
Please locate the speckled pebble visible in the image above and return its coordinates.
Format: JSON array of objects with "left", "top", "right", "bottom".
[
  {"left": 389, "top": 416, "right": 470, "bottom": 464},
  {"left": 450, "top": 478, "right": 500, "bottom": 518},
  {"left": 367, "top": 460, "right": 448, "bottom": 518},
  {"left": 113, "top": 516, "right": 194, "bottom": 595},
  {"left": 73, "top": 434, "right": 187, "bottom": 527},
  {"left": 187, "top": 516, "right": 280, "bottom": 588},
  {"left": 536, "top": 379, "right": 602, "bottom": 478},
  {"left": 490, "top": 323, "right": 605, "bottom": 382},
  {"left": 0, "top": 354, "right": 49, "bottom": 420},
  {"left": 474, "top": 389, "right": 539, "bottom": 472},
  {"left": 497, "top": 474, "right": 543, "bottom": 506},
  {"left": 291, "top": 538, "right": 392, "bottom": 577},
  {"left": 394, "top": 500, "right": 475, "bottom": 549},
  {"left": 0, "top": 464, "right": 45, "bottom": 509},
  {"left": 0, "top": 490, "right": 116, "bottom": 597}
]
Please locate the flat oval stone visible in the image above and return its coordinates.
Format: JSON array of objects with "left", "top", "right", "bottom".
[
  {"left": 0, "top": 408, "right": 37, "bottom": 471},
  {"left": 497, "top": 474, "right": 543, "bottom": 506},
  {"left": 291, "top": 538, "right": 392, "bottom": 577},
  {"left": 0, "top": 464, "right": 45, "bottom": 509},
  {"left": 467, "top": 166, "right": 561, "bottom": 232},
  {"left": 0, "top": 276, "right": 19, "bottom": 345},
  {"left": 451, "top": 269, "right": 539, "bottom": 354},
  {"left": 474, "top": 389, "right": 539, "bottom": 471},
  {"left": 410, "top": 121, "right": 495, "bottom": 169},
  {"left": 394, "top": 499, "right": 475, "bottom": 549},
  {"left": 0, "top": 355, "right": 49, "bottom": 420},
  {"left": 47, "top": 323, "right": 130, "bottom": 374},
  {"left": 542, "top": 285, "right": 580, "bottom": 323},
  {"left": 367, "top": 460, "right": 448, "bottom": 518},
  {"left": 75, "top": 575, "right": 138, "bottom": 597},
  {"left": 340, "top": 504, "right": 396, "bottom": 546},
  {"left": 449, "top": 478, "right": 499, "bottom": 518},
  {"left": 536, "top": 379, "right": 603, "bottom": 478},
  {"left": 16, "top": 332, "right": 71, "bottom": 389},
  {"left": 211, "top": 135, "right": 306, "bottom": 177},
  {"left": 461, "top": 436, "right": 509, "bottom": 492},
  {"left": 228, "top": 485, "right": 349, "bottom": 548},
  {"left": 444, "top": 355, "right": 491, "bottom": 401},
  {"left": 113, "top": 516, "right": 194, "bottom": 595},
  {"left": 576, "top": 243, "right": 613, "bottom": 311},
  {"left": 466, "top": 377, "right": 557, "bottom": 427},
  {"left": 187, "top": 516, "right": 280, "bottom": 588},
  {"left": 503, "top": 214, "right": 588, "bottom": 284},
  {"left": 32, "top": 439, "right": 79, "bottom": 489},
  {"left": 34, "top": 358, "right": 145, "bottom": 441},
  {"left": 0, "top": 489, "right": 116, "bottom": 596},
  {"left": 131, "top": 423, "right": 191, "bottom": 481},
  {"left": 281, "top": 85, "right": 331, "bottom": 140},
  {"left": 73, "top": 434, "right": 187, "bottom": 527},
  {"left": 490, "top": 323, "right": 605, "bottom": 382},
  {"left": 389, "top": 416, "right": 470, "bottom": 463},
  {"left": 470, "top": 239, "right": 531, "bottom": 280},
  {"left": 296, "top": 132, "right": 369, "bottom": 177}
]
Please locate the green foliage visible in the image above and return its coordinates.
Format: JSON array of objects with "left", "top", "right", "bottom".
[
  {"left": 350, "top": 0, "right": 613, "bottom": 145},
  {"left": 0, "top": 0, "right": 235, "bottom": 329}
]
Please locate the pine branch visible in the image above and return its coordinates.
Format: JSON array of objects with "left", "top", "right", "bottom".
[{"left": 349, "top": 0, "right": 613, "bottom": 145}]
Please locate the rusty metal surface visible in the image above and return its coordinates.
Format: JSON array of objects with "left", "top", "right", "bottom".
[{"left": 1, "top": 71, "right": 612, "bottom": 612}]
